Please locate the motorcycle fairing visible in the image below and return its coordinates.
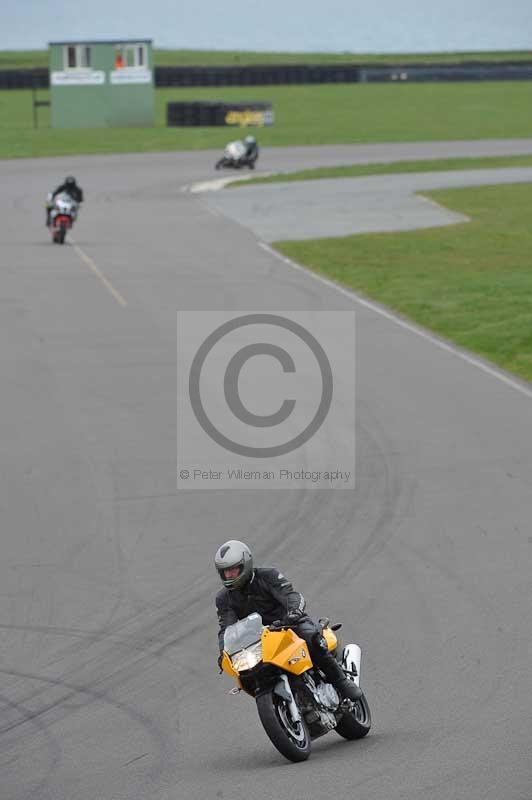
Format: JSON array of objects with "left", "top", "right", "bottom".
[
  {"left": 261, "top": 628, "right": 313, "bottom": 675},
  {"left": 322, "top": 626, "right": 338, "bottom": 653}
]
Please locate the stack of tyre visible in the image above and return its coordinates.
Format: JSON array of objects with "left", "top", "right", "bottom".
[{"left": 0, "top": 69, "right": 48, "bottom": 89}]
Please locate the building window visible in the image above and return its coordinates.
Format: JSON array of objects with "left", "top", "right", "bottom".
[
  {"left": 64, "top": 45, "right": 91, "bottom": 70},
  {"left": 114, "top": 43, "right": 147, "bottom": 69},
  {"left": 81, "top": 47, "right": 91, "bottom": 68}
]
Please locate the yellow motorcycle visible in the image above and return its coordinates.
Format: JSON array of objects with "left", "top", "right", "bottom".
[{"left": 220, "top": 612, "right": 371, "bottom": 762}]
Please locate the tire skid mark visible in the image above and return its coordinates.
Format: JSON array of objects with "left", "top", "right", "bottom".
[
  {"left": 0, "top": 667, "right": 171, "bottom": 786},
  {"left": 0, "top": 690, "right": 62, "bottom": 800}
]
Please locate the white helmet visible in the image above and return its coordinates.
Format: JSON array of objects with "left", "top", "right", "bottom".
[{"left": 214, "top": 540, "right": 253, "bottom": 590}]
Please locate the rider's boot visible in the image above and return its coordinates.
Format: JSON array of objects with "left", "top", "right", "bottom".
[{"left": 315, "top": 651, "right": 362, "bottom": 702}]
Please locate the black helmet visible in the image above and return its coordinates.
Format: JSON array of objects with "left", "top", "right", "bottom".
[
  {"left": 214, "top": 540, "right": 253, "bottom": 590},
  {"left": 65, "top": 176, "right": 76, "bottom": 186},
  {"left": 244, "top": 135, "right": 256, "bottom": 146}
]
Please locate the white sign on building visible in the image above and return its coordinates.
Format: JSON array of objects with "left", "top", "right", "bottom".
[
  {"left": 51, "top": 70, "right": 105, "bottom": 86},
  {"left": 110, "top": 69, "right": 152, "bottom": 85}
]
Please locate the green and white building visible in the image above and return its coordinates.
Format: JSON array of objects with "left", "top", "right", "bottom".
[{"left": 49, "top": 39, "right": 154, "bottom": 128}]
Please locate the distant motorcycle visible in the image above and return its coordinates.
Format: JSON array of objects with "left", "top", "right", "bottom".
[
  {"left": 215, "top": 140, "right": 258, "bottom": 170},
  {"left": 47, "top": 192, "right": 78, "bottom": 244}
]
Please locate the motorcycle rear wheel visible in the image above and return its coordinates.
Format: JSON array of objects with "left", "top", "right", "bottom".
[
  {"left": 256, "top": 691, "right": 311, "bottom": 762},
  {"left": 335, "top": 691, "right": 371, "bottom": 740}
]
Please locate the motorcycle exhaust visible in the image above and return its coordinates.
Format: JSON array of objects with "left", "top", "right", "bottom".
[{"left": 342, "top": 644, "right": 362, "bottom": 687}]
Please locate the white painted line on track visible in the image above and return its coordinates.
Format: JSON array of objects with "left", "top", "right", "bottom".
[
  {"left": 189, "top": 177, "right": 239, "bottom": 193},
  {"left": 258, "top": 241, "right": 532, "bottom": 402},
  {"left": 71, "top": 240, "right": 128, "bottom": 308},
  {"left": 199, "top": 201, "right": 221, "bottom": 217},
  {"left": 188, "top": 173, "right": 273, "bottom": 193}
]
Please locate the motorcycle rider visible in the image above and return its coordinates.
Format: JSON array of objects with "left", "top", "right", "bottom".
[
  {"left": 46, "top": 176, "right": 83, "bottom": 226},
  {"left": 215, "top": 540, "right": 361, "bottom": 702},
  {"left": 243, "top": 135, "right": 258, "bottom": 163}
]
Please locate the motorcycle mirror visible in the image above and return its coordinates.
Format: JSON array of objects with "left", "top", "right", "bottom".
[{"left": 331, "top": 623, "right": 342, "bottom": 631}]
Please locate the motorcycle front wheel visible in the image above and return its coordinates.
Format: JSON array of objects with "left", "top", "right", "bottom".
[
  {"left": 256, "top": 691, "right": 311, "bottom": 762},
  {"left": 334, "top": 690, "right": 371, "bottom": 740}
]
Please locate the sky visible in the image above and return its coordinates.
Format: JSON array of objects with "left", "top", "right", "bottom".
[{"left": 2, "top": 0, "right": 532, "bottom": 53}]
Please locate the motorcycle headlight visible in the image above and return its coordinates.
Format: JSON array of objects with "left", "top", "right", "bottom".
[{"left": 230, "top": 641, "right": 263, "bottom": 672}]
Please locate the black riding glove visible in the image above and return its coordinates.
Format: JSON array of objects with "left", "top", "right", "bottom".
[
  {"left": 285, "top": 609, "right": 305, "bottom": 626},
  {"left": 217, "top": 653, "right": 224, "bottom": 673}
]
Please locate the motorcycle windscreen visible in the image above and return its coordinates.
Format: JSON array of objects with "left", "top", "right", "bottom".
[
  {"left": 223, "top": 612, "right": 264, "bottom": 655},
  {"left": 226, "top": 141, "right": 246, "bottom": 159}
]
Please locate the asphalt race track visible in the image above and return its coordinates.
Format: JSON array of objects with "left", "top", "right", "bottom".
[{"left": 1, "top": 141, "right": 532, "bottom": 800}]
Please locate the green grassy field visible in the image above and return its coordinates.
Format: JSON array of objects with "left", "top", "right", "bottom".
[
  {"left": 0, "top": 49, "right": 530, "bottom": 70},
  {"left": 232, "top": 155, "right": 532, "bottom": 186},
  {"left": 276, "top": 183, "right": 532, "bottom": 382},
  {"left": 2, "top": 82, "right": 532, "bottom": 159}
]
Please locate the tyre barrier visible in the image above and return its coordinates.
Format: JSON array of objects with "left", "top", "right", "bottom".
[
  {"left": 157, "top": 61, "right": 532, "bottom": 86},
  {"left": 359, "top": 62, "right": 532, "bottom": 82},
  {"left": 2, "top": 62, "right": 532, "bottom": 91},
  {"left": 0, "top": 68, "right": 49, "bottom": 90},
  {"left": 157, "top": 63, "right": 361, "bottom": 87},
  {"left": 166, "top": 101, "right": 274, "bottom": 127}
]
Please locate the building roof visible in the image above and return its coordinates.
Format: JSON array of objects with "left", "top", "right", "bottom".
[{"left": 49, "top": 39, "right": 152, "bottom": 46}]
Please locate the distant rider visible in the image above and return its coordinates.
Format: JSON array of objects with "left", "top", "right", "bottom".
[
  {"left": 214, "top": 540, "right": 361, "bottom": 702},
  {"left": 46, "top": 176, "right": 83, "bottom": 226},
  {"left": 243, "top": 135, "right": 259, "bottom": 164}
]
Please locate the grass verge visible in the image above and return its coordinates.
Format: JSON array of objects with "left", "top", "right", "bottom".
[
  {"left": 1, "top": 49, "right": 531, "bottom": 70},
  {"left": 276, "top": 183, "right": 532, "bottom": 382},
  {"left": 2, "top": 82, "right": 532, "bottom": 160},
  {"left": 231, "top": 155, "right": 532, "bottom": 186}
]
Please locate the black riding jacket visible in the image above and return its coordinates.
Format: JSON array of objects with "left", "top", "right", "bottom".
[
  {"left": 244, "top": 142, "right": 258, "bottom": 159},
  {"left": 216, "top": 567, "right": 305, "bottom": 651},
  {"left": 53, "top": 183, "right": 83, "bottom": 203}
]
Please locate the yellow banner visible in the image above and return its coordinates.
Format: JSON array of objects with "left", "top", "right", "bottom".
[{"left": 224, "top": 109, "right": 273, "bottom": 127}]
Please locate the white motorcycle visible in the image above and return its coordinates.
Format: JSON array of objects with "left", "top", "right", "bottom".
[
  {"left": 46, "top": 192, "right": 79, "bottom": 244},
  {"left": 215, "top": 140, "right": 257, "bottom": 170}
]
